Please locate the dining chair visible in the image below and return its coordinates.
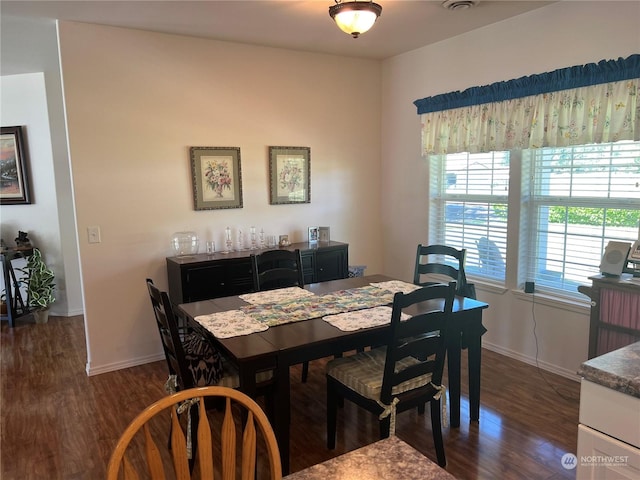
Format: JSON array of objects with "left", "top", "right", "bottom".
[
  {"left": 145, "top": 278, "right": 274, "bottom": 395},
  {"left": 107, "top": 386, "right": 282, "bottom": 480},
  {"left": 326, "top": 282, "right": 456, "bottom": 467},
  {"left": 250, "top": 249, "right": 305, "bottom": 292},
  {"left": 250, "top": 249, "right": 310, "bottom": 382},
  {"left": 413, "top": 244, "right": 476, "bottom": 299}
]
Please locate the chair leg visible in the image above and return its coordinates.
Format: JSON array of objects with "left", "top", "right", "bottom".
[
  {"left": 301, "top": 361, "right": 309, "bottom": 383},
  {"left": 379, "top": 415, "right": 391, "bottom": 439},
  {"left": 430, "top": 398, "right": 446, "bottom": 467},
  {"left": 326, "top": 380, "right": 338, "bottom": 449},
  {"left": 417, "top": 402, "right": 426, "bottom": 415}
]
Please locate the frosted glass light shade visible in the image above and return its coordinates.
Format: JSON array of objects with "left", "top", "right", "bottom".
[{"left": 329, "top": 1, "right": 382, "bottom": 38}]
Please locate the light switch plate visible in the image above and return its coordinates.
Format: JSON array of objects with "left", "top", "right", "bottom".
[{"left": 87, "top": 226, "right": 101, "bottom": 244}]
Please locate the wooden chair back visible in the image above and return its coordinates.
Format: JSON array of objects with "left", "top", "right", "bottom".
[
  {"left": 251, "top": 249, "right": 304, "bottom": 292},
  {"left": 413, "top": 244, "right": 475, "bottom": 298},
  {"left": 146, "top": 278, "right": 194, "bottom": 391},
  {"left": 107, "top": 386, "right": 282, "bottom": 480},
  {"left": 380, "top": 282, "right": 456, "bottom": 406}
]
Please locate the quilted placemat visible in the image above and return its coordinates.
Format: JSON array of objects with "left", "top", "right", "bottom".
[
  {"left": 239, "top": 286, "right": 316, "bottom": 305},
  {"left": 194, "top": 310, "right": 269, "bottom": 338},
  {"left": 369, "top": 280, "right": 422, "bottom": 294},
  {"left": 322, "top": 306, "right": 410, "bottom": 331}
]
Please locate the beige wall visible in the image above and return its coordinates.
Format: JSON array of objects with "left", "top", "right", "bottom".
[
  {"left": 58, "top": 22, "right": 382, "bottom": 373},
  {"left": 380, "top": 0, "right": 640, "bottom": 378}
]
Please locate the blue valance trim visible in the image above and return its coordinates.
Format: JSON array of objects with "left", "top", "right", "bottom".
[{"left": 414, "top": 54, "right": 640, "bottom": 115}]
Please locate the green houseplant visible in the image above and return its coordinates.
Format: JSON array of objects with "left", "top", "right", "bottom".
[{"left": 21, "top": 248, "right": 55, "bottom": 323}]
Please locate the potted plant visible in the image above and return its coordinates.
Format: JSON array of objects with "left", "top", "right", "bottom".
[{"left": 20, "top": 248, "right": 55, "bottom": 324}]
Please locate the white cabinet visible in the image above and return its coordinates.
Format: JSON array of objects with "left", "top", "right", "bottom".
[{"left": 577, "top": 379, "right": 640, "bottom": 479}]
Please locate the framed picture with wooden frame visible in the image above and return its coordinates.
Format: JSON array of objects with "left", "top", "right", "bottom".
[
  {"left": 1, "top": 126, "right": 32, "bottom": 205},
  {"left": 268, "top": 146, "right": 310, "bottom": 205},
  {"left": 190, "top": 146, "right": 243, "bottom": 210}
]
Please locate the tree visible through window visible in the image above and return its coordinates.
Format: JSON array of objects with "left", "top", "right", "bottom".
[{"left": 430, "top": 141, "right": 640, "bottom": 298}]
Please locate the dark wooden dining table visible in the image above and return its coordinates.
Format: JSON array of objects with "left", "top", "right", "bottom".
[{"left": 178, "top": 274, "right": 489, "bottom": 474}]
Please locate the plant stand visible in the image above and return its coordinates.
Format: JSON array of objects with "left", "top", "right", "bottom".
[{"left": 1, "top": 250, "right": 31, "bottom": 328}]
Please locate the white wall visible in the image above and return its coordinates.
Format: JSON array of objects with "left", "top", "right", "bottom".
[
  {"left": 57, "top": 22, "right": 383, "bottom": 374},
  {"left": 380, "top": 0, "right": 640, "bottom": 379},
  {"left": 0, "top": 16, "right": 84, "bottom": 318},
  {"left": 0, "top": 73, "right": 62, "bottom": 307}
]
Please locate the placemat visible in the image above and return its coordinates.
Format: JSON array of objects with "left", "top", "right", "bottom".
[
  {"left": 369, "top": 280, "right": 422, "bottom": 294},
  {"left": 239, "top": 286, "right": 316, "bottom": 305},
  {"left": 194, "top": 310, "right": 269, "bottom": 338},
  {"left": 322, "top": 306, "right": 410, "bottom": 331}
]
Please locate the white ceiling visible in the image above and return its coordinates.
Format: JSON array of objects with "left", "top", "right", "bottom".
[{"left": 1, "top": 0, "right": 555, "bottom": 60}]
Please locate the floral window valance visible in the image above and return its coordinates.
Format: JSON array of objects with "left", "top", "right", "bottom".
[{"left": 414, "top": 54, "right": 640, "bottom": 155}]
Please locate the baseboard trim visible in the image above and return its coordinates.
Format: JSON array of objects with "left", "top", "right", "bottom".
[
  {"left": 482, "top": 341, "right": 581, "bottom": 382},
  {"left": 86, "top": 352, "right": 165, "bottom": 376}
]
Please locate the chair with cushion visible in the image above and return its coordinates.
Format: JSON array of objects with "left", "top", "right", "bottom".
[
  {"left": 413, "top": 244, "right": 476, "bottom": 299},
  {"left": 146, "top": 278, "right": 274, "bottom": 393},
  {"left": 250, "top": 249, "right": 310, "bottom": 382},
  {"left": 326, "top": 282, "right": 456, "bottom": 467},
  {"left": 107, "top": 386, "right": 282, "bottom": 480}
]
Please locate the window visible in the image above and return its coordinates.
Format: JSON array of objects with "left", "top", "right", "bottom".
[
  {"left": 430, "top": 141, "right": 640, "bottom": 298},
  {"left": 521, "top": 141, "right": 640, "bottom": 295},
  {"left": 429, "top": 152, "right": 509, "bottom": 282}
]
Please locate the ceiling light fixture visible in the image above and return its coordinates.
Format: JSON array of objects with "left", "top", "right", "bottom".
[{"left": 329, "top": 0, "right": 382, "bottom": 39}]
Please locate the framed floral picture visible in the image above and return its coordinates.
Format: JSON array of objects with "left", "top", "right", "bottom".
[
  {"left": 1, "top": 126, "right": 32, "bottom": 205},
  {"left": 269, "top": 146, "right": 310, "bottom": 205},
  {"left": 190, "top": 146, "right": 243, "bottom": 210}
]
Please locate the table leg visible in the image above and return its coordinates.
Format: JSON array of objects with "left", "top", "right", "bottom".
[
  {"left": 467, "top": 322, "right": 482, "bottom": 422},
  {"left": 275, "top": 360, "right": 291, "bottom": 475},
  {"left": 446, "top": 334, "right": 461, "bottom": 428}
]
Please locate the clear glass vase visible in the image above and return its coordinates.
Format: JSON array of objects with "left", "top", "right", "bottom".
[{"left": 171, "top": 231, "right": 199, "bottom": 256}]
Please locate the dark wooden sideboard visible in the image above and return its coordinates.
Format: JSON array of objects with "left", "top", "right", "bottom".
[
  {"left": 166, "top": 241, "right": 348, "bottom": 304},
  {"left": 579, "top": 274, "right": 640, "bottom": 358}
]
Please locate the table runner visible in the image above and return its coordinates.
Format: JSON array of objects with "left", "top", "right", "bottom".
[
  {"left": 240, "top": 285, "right": 397, "bottom": 327},
  {"left": 197, "top": 281, "right": 423, "bottom": 337}
]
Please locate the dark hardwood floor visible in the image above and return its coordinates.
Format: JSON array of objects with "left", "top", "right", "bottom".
[{"left": 1, "top": 315, "right": 580, "bottom": 479}]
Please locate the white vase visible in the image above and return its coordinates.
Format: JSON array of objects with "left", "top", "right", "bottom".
[{"left": 33, "top": 309, "right": 50, "bottom": 324}]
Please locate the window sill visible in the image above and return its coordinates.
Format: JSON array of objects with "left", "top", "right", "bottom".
[{"left": 511, "top": 288, "right": 590, "bottom": 315}]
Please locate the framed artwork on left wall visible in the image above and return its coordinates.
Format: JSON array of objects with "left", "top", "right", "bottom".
[
  {"left": 1, "top": 126, "right": 32, "bottom": 205},
  {"left": 190, "top": 146, "right": 243, "bottom": 210}
]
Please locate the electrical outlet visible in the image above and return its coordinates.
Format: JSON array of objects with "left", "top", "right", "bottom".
[{"left": 87, "top": 226, "right": 101, "bottom": 244}]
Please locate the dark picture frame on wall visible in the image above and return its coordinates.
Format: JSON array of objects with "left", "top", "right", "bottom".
[
  {"left": 268, "top": 146, "right": 310, "bottom": 205},
  {"left": 0, "top": 126, "right": 32, "bottom": 205},
  {"left": 190, "top": 146, "right": 243, "bottom": 210}
]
